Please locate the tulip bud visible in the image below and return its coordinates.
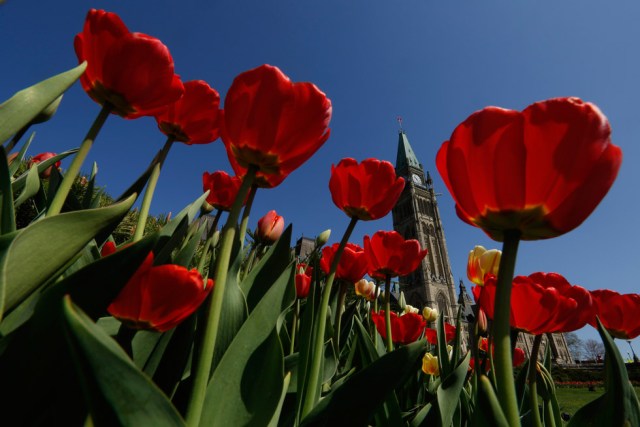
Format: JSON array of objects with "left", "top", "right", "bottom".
[
  {"left": 355, "top": 279, "right": 379, "bottom": 301},
  {"left": 467, "top": 245, "right": 501, "bottom": 286},
  {"left": 28, "top": 152, "right": 61, "bottom": 179},
  {"left": 422, "top": 306, "right": 438, "bottom": 322},
  {"left": 403, "top": 304, "right": 419, "bottom": 315},
  {"left": 398, "top": 292, "right": 407, "bottom": 310},
  {"left": 256, "top": 210, "right": 284, "bottom": 244},
  {"left": 422, "top": 352, "right": 439, "bottom": 376},
  {"left": 478, "top": 337, "right": 489, "bottom": 353},
  {"left": 315, "top": 229, "right": 331, "bottom": 248},
  {"left": 476, "top": 307, "right": 488, "bottom": 334}
]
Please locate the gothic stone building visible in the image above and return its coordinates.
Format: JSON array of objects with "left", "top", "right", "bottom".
[{"left": 390, "top": 130, "right": 573, "bottom": 365}]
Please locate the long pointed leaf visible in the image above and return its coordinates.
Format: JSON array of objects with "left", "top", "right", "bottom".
[
  {"left": 0, "top": 62, "right": 86, "bottom": 144},
  {"left": 201, "top": 263, "right": 295, "bottom": 426},
  {"left": 61, "top": 296, "right": 185, "bottom": 427},
  {"left": 0, "top": 146, "right": 16, "bottom": 234},
  {"left": 301, "top": 339, "right": 427, "bottom": 427},
  {"left": 0, "top": 194, "right": 135, "bottom": 317},
  {"left": 13, "top": 164, "right": 40, "bottom": 207}
]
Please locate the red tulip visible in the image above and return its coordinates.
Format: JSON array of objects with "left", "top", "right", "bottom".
[
  {"left": 371, "top": 310, "right": 426, "bottom": 345},
  {"left": 319, "top": 242, "right": 368, "bottom": 284},
  {"left": 28, "top": 152, "right": 61, "bottom": 178},
  {"left": 255, "top": 210, "right": 285, "bottom": 244},
  {"left": 155, "top": 80, "right": 221, "bottom": 144},
  {"left": 589, "top": 290, "right": 640, "bottom": 339},
  {"left": 202, "top": 170, "right": 245, "bottom": 211},
  {"left": 74, "top": 9, "right": 184, "bottom": 118},
  {"left": 295, "top": 263, "right": 313, "bottom": 298},
  {"left": 221, "top": 64, "right": 332, "bottom": 188},
  {"left": 474, "top": 272, "right": 593, "bottom": 335},
  {"left": 470, "top": 344, "right": 525, "bottom": 370},
  {"left": 424, "top": 322, "right": 457, "bottom": 345},
  {"left": 101, "top": 241, "right": 117, "bottom": 257},
  {"left": 512, "top": 347, "right": 526, "bottom": 367},
  {"left": 364, "top": 230, "right": 428, "bottom": 279},
  {"left": 108, "top": 253, "right": 213, "bottom": 332},
  {"left": 329, "top": 158, "right": 405, "bottom": 220},
  {"left": 436, "top": 97, "right": 622, "bottom": 241}
]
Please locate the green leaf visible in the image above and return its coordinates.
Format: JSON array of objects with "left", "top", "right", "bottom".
[
  {"left": 0, "top": 235, "right": 156, "bottom": 425},
  {"left": 200, "top": 263, "right": 295, "bottom": 426},
  {"left": 437, "top": 352, "right": 471, "bottom": 427},
  {"left": 475, "top": 375, "right": 509, "bottom": 427},
  {"left": 209, "top": 237, "right": 248, "bottom": 373},
  {"left": 8, "top": 131, "right": 35, "bottom": 177},
  {"left": 0, "top": 146, "right": 16, "bottom": 234},
  {"left": 568, "top": 318, "right": 640, "bottom": 427},
  {"left": 240, "top": 225, "right": 293, "bottom": 312},
  {"left": 300, "top": 339, "right": 427, "bottom": 427},
  {"left": 267, "top": 373, "right": 291, "bottom": 427},
  {"left": 173, "top": 220, "right": 207, "bottom": 267},
  {"left": 0, "top": 62, "right": 86, "bottom": 144},
  {"left": 437, "top": 311, "right": 453, "bottom": 378},
  {"left": 13, "top": 164, "right": 40, "bottom": 208},
  {"left": 82, "top": 162, "right": 99, "bottom": 210},
  {"left": 0, "top": 194, "right": 135, "bottom": 318},
  {"left": 284, "top": 342, "right": 336, "bottom": 393},
  {"left": 61, "top": 296, "right": 185, "bottom": 427}
]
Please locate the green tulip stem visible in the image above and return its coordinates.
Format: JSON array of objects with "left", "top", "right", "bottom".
[
  {"left": 333, "top": 280, "right": 349, "bottom": 354},
  {"left": 197, "top": 209, "right": 223, "bottom": 275},
  {"left": 185, "top": 165, "right": 257, "bottom": 427},
  {"left": 492, "top": 229, "right": 522, "bottom": 427},
  {"left": 290, "top": 299, "right": 301, "bottom": 355},
  {"left": 528, "top": 334, "right": 544, "bottom": 427},
  {"left": 47, "top": 103, "right": 112, "bottom": 216},
  {"left": 238, "top": 185, "right": 257, "bottom": 249},
  {"left": 384, "top": 275, "right": 393, "bottom": 352},
  {"left": 301, "top": 216, "right": 358, "bottom": 418},
  {"left": 133, "top": 136, "right": 175, "bottom": 242}
]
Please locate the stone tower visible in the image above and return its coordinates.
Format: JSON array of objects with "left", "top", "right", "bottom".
[{"left": 391, "top": 130, "right": 458, "bottom": 322}]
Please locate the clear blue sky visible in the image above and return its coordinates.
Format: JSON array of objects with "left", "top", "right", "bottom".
[{"left": 2, "top": 1, "right": 639, "bottom": 357}]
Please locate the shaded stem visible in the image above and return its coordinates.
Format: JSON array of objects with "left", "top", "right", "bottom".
[
  {"left": 301, "top": 216, "right": 358, "bottom": 418},
  {"left": 384, "top": 275, "right": 393, "bottom": 352},
  {"left": 492, "top": 229, "right": 521, "bottom": 426},
  {"left": 290, "top": 299, "right": 300, "bottom": 355},
  {"left": 47, "top": 103, "right": 112, "bottom": 216},
  {"left": 333, "top": 280, "right": 349, "bottom": 354},
  {"left": 528, "top": 334, "right": 544, "bottom": 427},
  {"left": 238, "top": 185, "right": 257, "bottom": 249},
  {"left": 133, "top": 136, "right": 174, "bottom": 242},
  {"left": 185, "top": 166, "right": 257, "bottom": 427}
]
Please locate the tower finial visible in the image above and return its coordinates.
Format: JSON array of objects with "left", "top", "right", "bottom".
[{"left": 396, "top": 116, "right": 403, "bottom": 132}]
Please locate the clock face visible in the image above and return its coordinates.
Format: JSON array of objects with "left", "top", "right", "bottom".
[{"left": 412, "top": 174, "right": 422, "bottom": 185}]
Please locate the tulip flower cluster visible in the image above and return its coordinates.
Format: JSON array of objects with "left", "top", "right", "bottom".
[{"left": 2, "top": 8, "right": 638, "bottom": 427}]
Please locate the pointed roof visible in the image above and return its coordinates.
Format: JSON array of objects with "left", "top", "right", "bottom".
[{"left": 395, "top": 130, "right": 421, "bottom": 172}]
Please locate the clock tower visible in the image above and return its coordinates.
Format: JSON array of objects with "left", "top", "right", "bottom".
[{"left": 391, "top": 130, "right": 458, "bottom": 322}]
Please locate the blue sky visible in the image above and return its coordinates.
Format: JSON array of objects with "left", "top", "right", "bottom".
[{"left": 2, "top": 1, "right": 639, "bottom": 357}]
